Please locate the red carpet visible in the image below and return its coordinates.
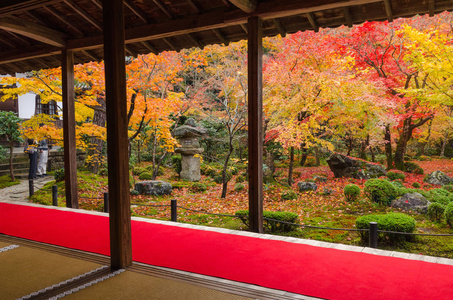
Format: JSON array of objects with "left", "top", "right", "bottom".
[{"left": 1, "top": 202, "right": 453, "bottom": 300}]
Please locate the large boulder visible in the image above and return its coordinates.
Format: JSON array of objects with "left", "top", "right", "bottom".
[
  {"left": 134, "top": 180, "right": 172, "bottom": 196},
  {"left": 326, "top": 153, "right": 386, "bottom": 179},
  {"left": 424, "top": 171, "right": 453, "bottom": 186},
  {"left": 297, "top": 182, "right": 317, "bottom": 192},
  {"left": 391, "top": 193, "right": 430, "bottom": 214}
]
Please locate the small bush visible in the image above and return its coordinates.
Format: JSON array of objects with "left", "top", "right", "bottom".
[
  {"left": 442, "top": 184, "right": 453, "bottom": 193},
  {"left": 236, "top": 175, "right": 245, "bottom": 183},
  {"left": 228, "top": 166, "right": 239, "bottom": 175},
  {"left": 387, "top": 171, "right": 405, "bottom": 181},
  {"left": 201, "top": 164, "right": 217, "bottom": 177},
  {"left": 356, "top": 213, "right": 416, "bottom": 244},
  {"left": 130, "top": 189, "right": 140, "bottom": 196},
  {"left": 235, "top": 210, "right": 299, "bottom": 232},
  {"left": 428, "top": 203, "right": 445, "bottom": 222},
  {"left": 132, "top": 167, "right": 146, "bottom": 176},
  {"left": 445, "top": 202, "right": 453, "bottom": 227},
  {"left": 172, "top": 156, "right": 182, "bottom": 175},
  {"left": 364, "top": 179, "right": 398, "bottom": 205},
  {"left": 281, "top": 190, "right": 298, "bottom": 201},
  {"left": 344, "top": 184, "right": 361, "bottom": 202},
  {"left": 234, "top": 183, "right": 245, "bottom": 192},
  {"left": 418, "top": 155, "right": 431, "bottom": 161},
  {"left": 190, "top": 182, "right": 207, "bottom": 192},
  {"left": 54, "top": 168, "right": 65, "bottom": 182},
  {"left": 138, "top": 172, "right": 153, "bottom": 180},
  {"left": 304, "top": 156, "right": 317, "bottom": 167},
  {"left": 412, "top": 182, "right": 421, "bottom": 188},
  {"left": 404, "top": 161, "right": 424, "bottom": 174},
  {"left": 424, "top": 188, "right": 453, "bottom": 205},
  {"left": 213, "top": 171, "right": 232, "bottom": 184}
]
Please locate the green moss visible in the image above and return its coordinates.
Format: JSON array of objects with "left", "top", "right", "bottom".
[{"left": 0, "top": 175, "right": 20, "bottom": 189}]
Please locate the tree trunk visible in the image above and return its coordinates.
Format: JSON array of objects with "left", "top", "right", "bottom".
[
  {"left": 86, "top": 98, "right": 106, "bottom": 174},
  {"left": 359, "top": 135, "right": 369, "bottom": 160},
  {"left": 221, "top": 136, "right": 234, "bottom": 199},
  {"left": 370, "top": 147, "right": 375, "bottom": 162},
  {"left": 137, "top": 140, "right": 141, "bottom": 164},
  {"left": 288, "top": 147, "right": 294, "bottom": 186},
  {"left": 346, "top": 136, "right": 353, "bottom": 156},
  {"left": 384, "top": 124, "right": 393, "bottom": 170},
  {"left": 9, "top": 142, "right": 14, "bottom": 181},
  {"left": 420, "top": 119, "right": 433, "bottom": 156},
  {"left": 394, "top": 119, "right": 413, "bottom": 170},
  {"left": 440, "top": 134, "right": 448, "bottom": 158},
  {"left": 314, "top": 146, "right": 320, "bottom": 166}
]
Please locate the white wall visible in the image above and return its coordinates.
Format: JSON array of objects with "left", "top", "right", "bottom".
[{"left": 18, "top": 93, "right": 36, "bottom": 119}]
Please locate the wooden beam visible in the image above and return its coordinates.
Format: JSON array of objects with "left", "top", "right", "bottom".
[
  {"left": 61, "top": 49, "right": 78, "bottom": 209},
  {"left": 272, "top": 19, "right": 286, "bottom": 37},
  {"left": 247, "top": 16, "right": 263, "bottom": 234},
  {"left": 0, "top": 0, "right": 62, "bottom": 17},
  {"left": 306, "top": 13, "right": 319, "bottom": 32},
  {"left": 0, "top": 45, "right": 60, "bottom": 64},
  {"left": 212, "top": 28, "right": 229, "bottom": 46},
  {"left": 43, "top": 5, "right": 84, "bottom": 36},
  {"left": 186, "top": 0, "right": 201, "bottom": 13},
  {"left": 343, "top": 7, "right": 353, "bottom": 27},
  {"left": 383, "top": 0, "right": 393, "bottom": 22},
  {"left": 125, "top": 0, "right": 149, "bottom": 24},
  {"left": 429, "top": 0, "right": 435, "bottom": 17},
  {"left": 152, "top": 0, "right": 175, "bottom": 19},
  {"left": 141, "top": 41, "right": 157, "bottom": 54},
  {"left": 0, "top": 17, "right": 66, "bottom": 47},
  {"left": 228, "top": 0, "right": 257, "bottom": 13},
  {"left": 65, "top": 0, "right": 102, "bottom": 31},
  {"left": 102, "top": 0, "right": 132, "bottom": 270},
  {"left": 240, "top": 24, "right": 248, "bottom": 34},
  {"left": 186, "top": 33, "right": 204, "bottom": 48},
  {"left": 162, "top": 37, "right": 179, "bottom": 51}
]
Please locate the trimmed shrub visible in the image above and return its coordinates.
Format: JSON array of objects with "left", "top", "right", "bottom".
[
  {"left": 236, "top": 210, "right": 299, "bottom": 232},
  {"left": 281, "top": 190, "right": 298, "bottom": 201},
  {"left": 442, "top": 184, "right": 453, "bottom": 193},
  {"left": 364, "top": 179, "right": 398, "bottom": 205},
  {"left": 190, "top": 182, "right": 207, "bottom": 192},
  {"left": 412, "top": 182, "right": 421, "bottom": 188},
  {"left": 236, "top": 175, "right": 245, "bottom": 183},
  {"left": 98, "top": 168, "right": 108, "bottom": 176},
  {"left": 404, "top": 161, "right": 424, "bottom": 175},
  {"left": 171, "top": 156, "right": 182, "bottom": 175},
  {"left": 213, "top": 170, "right": 232, "bottom": 184},
  {"left": 387, "top": 171, "right": 405, "bottom": 181},
  {"left": 133, "top": 167, "right": 146, "bottom": 176},
  {"left": 138, "top": 172, "right": 153, "bottom": 180},
  {"left": 391, "top": 180, "right": 404, "bottom": 188},
  {"left": 428, "top": 203, "right": 445, "bottom": 222},
  {"left": 234, "top": 183, "right": 245, "bottom": 192},
  {"left": 54, "top": 168, "right": 65, "bottom": 182},
  {"left": 445, "top": 202, "right": 453, "bottom": 227},
  {"left": 356, "top": 213, "right": 416, "bottom": 244},
  {"left": 344, "top": 184, "right": 361, "bottom": 202},
  {"left": 424, "top": 188, "right": 453, "bottom": 206}
]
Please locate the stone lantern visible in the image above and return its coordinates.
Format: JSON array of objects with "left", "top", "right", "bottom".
[{"left": 174, "top": 118, "right": 206, "bottom": 181}]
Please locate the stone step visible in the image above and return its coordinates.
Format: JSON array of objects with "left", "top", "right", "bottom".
[{"left": 0, "top": 168, "right": 29, "bottom": 177}]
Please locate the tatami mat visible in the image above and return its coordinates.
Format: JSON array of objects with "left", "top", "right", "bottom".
[
  {"left": 0, "top": 245, "right": 103, "bottom": 299},
  {"left": 64, "top": 270, "right": 253, "bottom": 300}
]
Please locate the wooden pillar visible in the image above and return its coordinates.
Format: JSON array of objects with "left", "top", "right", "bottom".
[
  {"left": 102, "top": 0, "right": 132, "bottom": 269},
  {"left": 247, "top": 16, "right": 263, "bottom": 233},
  {"left": 61, "top": 49, "right": 78, "bottom": 209}
]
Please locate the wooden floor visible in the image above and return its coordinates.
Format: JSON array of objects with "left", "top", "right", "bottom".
[{"left": 0, "top": 235, "right": 315, "bottom": 300}]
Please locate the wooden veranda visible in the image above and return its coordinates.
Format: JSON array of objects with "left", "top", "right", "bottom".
[{"left": 0, "top": 0, "right": 452, "bottom": 270}]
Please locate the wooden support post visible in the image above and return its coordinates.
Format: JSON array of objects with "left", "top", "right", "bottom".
[
  {"left": 61, "top": 49, "right": 78, "bottom": 209},
  {"left": 102, "top": 0, "right": 132, "bottom": 269},
  {"left": 247, "top": 16, "right": 263, "bottom": 233}
]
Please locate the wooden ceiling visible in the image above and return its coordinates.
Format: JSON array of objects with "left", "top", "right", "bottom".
[{"left": 0, "top": 0, "right": 451, "bottom": 75}]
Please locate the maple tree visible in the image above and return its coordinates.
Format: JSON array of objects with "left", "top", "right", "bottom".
[
  {"left": 0, "top": 111, "right": 22, "bottom": 181},
  {"left": 342, "top": 18, "right": 441, "bottom": 170}
]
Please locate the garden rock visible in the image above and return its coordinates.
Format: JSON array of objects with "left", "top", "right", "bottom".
[
  {"left": 313, "top": 175, "right": 328, "bottom": 182},
  {"left": 326, "top": 153, "right": 386, "bottom": 179},
  {"left": 424, "top": 171, "right": 453, "bottom": 186},
  {"left": 391, "top": 193, "right": 430, "bottom": 214},
  {"left": 297, "top": 182, "right": 317, "bottom": 192},
  {"left": 134, "top": 180, "right": 172, "bottom": 196}
]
